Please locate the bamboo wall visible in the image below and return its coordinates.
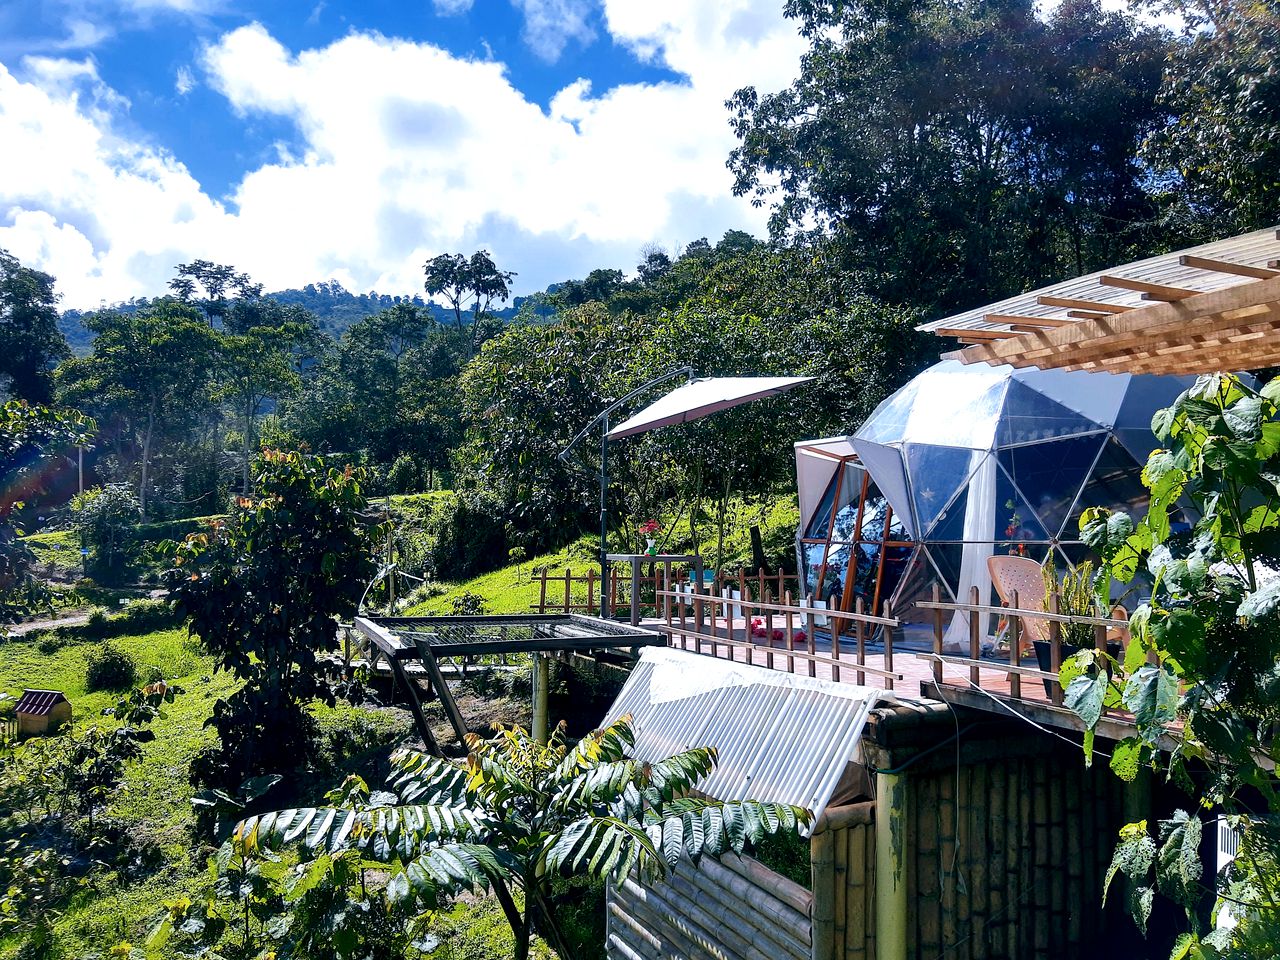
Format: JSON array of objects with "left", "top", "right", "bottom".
[
  {"left": 820, "top": 815, "right": 876, "bottom": 960},
  {"left": 606, "top": 853, "right": 812, "bottom": 960},
  {"left": 904, "top": 748, "right": 1131, "bottom": 960}
]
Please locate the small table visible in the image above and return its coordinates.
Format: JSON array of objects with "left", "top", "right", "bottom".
[{"left": 606, "top": 553, "right": 703, "bottom": 625}]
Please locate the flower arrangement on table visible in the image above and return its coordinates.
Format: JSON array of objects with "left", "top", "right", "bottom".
[{"left": 638, "top": 519, "right": 660, "bottom": 556}]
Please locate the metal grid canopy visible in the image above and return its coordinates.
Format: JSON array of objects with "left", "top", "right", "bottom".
[
  {"left": 362, "top": 614, "right": 664, "bottom": 659},
  {"left": 919, "top": 226, "right": 1280, "bottom": 374}
]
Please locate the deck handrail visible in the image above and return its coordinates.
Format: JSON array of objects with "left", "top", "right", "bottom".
[
  {"left": 656, "top": 587, "right": 900, "bottom": 627},
  {"left": 916, "top": 598, "right": 1129, "bottom": 629}
]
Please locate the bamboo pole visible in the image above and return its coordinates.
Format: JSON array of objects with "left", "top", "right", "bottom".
[
  {"left": 875, "top": 771, "right": 908, "bottom": 960},
  {"left": 811, "top": 828, "right": 836, "bottom": 960}
]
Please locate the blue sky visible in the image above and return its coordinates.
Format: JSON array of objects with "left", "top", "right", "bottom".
[{"left": 0, "top": 0, "right": 808, "bottom": 307}]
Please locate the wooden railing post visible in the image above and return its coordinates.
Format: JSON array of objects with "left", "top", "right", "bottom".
[
  {"left": 586, "top": 568, "right": 595, "bottom": 616},
  {"left": 968, "top": 585, "right": 982, "bottom": 688},
  {"left": 764, "top": 601, "right": 775, "bottom": 671},
  {"left": 806, "top": 605, "right": 817, "bottom": 679},
  {"left": 1048, "top": 590, "right": 1063, "bottom": 706},
  {"left": 785, "top": 591, "right": 796, "bottom": 674},
  {"left": 883, "top": 600, "right": 895, "bottom": 692},
  {"left": 930, "top": 583, "right": 943, "bottom": 686},
  {"left": 564, "top": 567, "right": 572, "bottom": 615},
  {"left": 1009, "top": 590, "right": 1021, "bottom": 700},
  {"left": 693, "top": 594, "right": 704, "bottom": 655},
  {"left": 538, "top": 567, "right": 548, "bottom": 615},
  {"left": 831, "top": 603, "right": 842, "bottom": 683},
  {"left": 855, "top": 596, "right": 867, "bottom": 686}
]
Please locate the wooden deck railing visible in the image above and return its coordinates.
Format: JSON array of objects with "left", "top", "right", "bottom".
[
  {"left": 655, "top": 578, "right": 902, "bottom": 689},
  {"left": 914, "top": 583, "right": 1133, "bottom": 712},
  {"left": 534, "top": 565, "right": 801, "bottom": 620}
]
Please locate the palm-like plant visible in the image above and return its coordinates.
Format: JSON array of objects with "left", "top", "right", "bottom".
[{"left": 234, "top": 716, "right": 811, "bottom": 959}]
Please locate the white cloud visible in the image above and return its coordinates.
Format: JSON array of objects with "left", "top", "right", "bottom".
[
  {"left": 0, "top": 7, "right": 806, "bottom": 308},
  {"left": 510, "top": 0, "right": 595, "bottom": 62},
  {"left": 175, "top": 64, "right": 195, "bottom": 95},
  {"left": 432, "top": 0, "right": 474, "bottom": 15}
]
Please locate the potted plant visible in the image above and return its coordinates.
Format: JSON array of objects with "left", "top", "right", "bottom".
[
  {"left": 639, "top": 519, "right": 660, "bottom": 556},
  {"left": 1033, "top": 558, "right": 1119, "bottom": 695}
]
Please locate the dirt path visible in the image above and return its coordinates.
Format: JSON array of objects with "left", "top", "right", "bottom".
[{"left": 8, "top": 612, "right": 93, "bottom": 636}]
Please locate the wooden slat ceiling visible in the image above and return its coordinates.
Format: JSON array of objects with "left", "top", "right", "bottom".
[{"left": 921, "top": 227, "right": 1280, "bottom": 374}]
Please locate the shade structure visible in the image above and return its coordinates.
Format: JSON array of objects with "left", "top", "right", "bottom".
[
  {"left": 794, "top": 360, "right": 1196, "bottom": 647},
  {"left": 917, "top": 225, "right": 1280, "bottom": 374},
  {"left": 605, "top": 376, "right": 813, "bottom": 439}
]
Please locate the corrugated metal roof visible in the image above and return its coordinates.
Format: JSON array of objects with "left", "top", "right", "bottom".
[
  {"left": 603, "top": 648, "right": 888, "bottom": 823},
  {"left": 16, "top": 689, "right": 69, "bottom": 716},
  {"left": 920, "top": 226, "right": 1280, "bottom": 334}
]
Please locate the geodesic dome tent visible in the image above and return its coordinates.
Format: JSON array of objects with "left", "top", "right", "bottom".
[{"left": 794, "top": 360, "right": 1195, "bottom": 645}]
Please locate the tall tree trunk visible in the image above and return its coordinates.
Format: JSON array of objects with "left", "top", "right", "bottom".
[
  {"left": 139, "top": 401, "right": 156, "bottom": 520},
  {"left": 243, "top": 395, "right": 253, "bottom": 494}
]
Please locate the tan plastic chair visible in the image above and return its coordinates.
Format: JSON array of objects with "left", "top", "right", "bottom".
[{"left": 987, "top": 554, "right": 1051, "bottom": 643}]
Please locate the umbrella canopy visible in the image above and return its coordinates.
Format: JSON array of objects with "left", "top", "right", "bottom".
[{"left": 605, "top": 376, "right": 813, "bottom": 440}]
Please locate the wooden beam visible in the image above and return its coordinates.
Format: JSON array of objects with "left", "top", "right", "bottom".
[
  {"left": 949, "top": 274, "right": 1280, "bottom": 373},
  {"left": 1036, "top": 294, "right": 1134, "bottom": 314},
  {"left": 1179, "top": 254, "right": 1280, "bottom": 281},
  {"left": 983, "top": 313, "right": 1072, "bottom": 328},
  {"left": 934, "top": 327, "right": 1016, "bottom": 340},
  {"left": 1067, "top": 310, "right": 1108, "bottom": 320},
  {"left": 1099, "top": 275, "right": 1202, "bottom": 301}
]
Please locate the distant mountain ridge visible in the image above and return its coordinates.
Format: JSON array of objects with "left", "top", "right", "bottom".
[{"left": 59, "top": 279, "right": 535, "bottom": 353}]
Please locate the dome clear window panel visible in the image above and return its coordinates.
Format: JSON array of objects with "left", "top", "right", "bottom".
[
  {"left": 905, "top": 443, "right": 979, "bottom": 535},
  {"left": 803, "top": 472, "right": 840, "bottom": 540},
  {"left": 993, "top": 467, "right": 1053, "bottom": 549},
  {"left": 997, "top": 380, "right": 1103, "bottom": 447},
  {"left": 997, "top": 433, "right": 1107, "bottom": 539},
  {"left": 830, "top": 465, "right": 870, "bottom": 542},
  {"left": 1069, "top": 437, "right": 1168, "bottom": 535},
  {"left": 813, "top": 542, "right": 852, "bottom": 597},
  {"left": 802, "top": 541, "right": 829, "bottom": 596},
  {"left": 856, "top": 477, "right": 908, "bottom": 543},
  {"left": 925, "top": 542, "right": 964, "bottom": 594}
]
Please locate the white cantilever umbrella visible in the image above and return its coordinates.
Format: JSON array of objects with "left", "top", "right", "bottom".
[{"left": 605, "top": 376, "right": 814, "bottom": 439}]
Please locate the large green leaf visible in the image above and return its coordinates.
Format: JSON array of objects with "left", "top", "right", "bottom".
[
  {"left": 1122, "top": 666, "right": 1180, "bottom": 742},
  {"left": 1156, "top": 811, "right": 1202, "bottom": 910}
]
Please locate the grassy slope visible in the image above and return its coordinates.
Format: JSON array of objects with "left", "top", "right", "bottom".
[{"left": 401, "top": 493, "right": 800, "bottom": 617}]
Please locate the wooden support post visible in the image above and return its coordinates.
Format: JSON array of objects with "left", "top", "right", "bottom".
[
  {"left": 386, "top": 655, "right": 441, "bottom": 756},
  {"left": 538, "top": 567, "right": 548, "bottom": 614},
  {"left": 1048, "top": 591, "right": 1063, "bottom": 706},
  {"left": 806, "top": 606, "right": 817, "bottom": 679},
  {"left": 693, "top": 595, "right": 704, "bottom": 655},
  {"left": 785, "top": 591, "right": 796, "bottom": 674},
  {"left": 415, "top": 638, "right": 468, "bottom": 745},
  {"left": 968, "top": 584, "right": 982, "bottom": 688},
  {"left": 883, "top": 600, "right": 894, "bottom": 692},
  {"left": 1009, "top": 590, "right": 1021, "bottom": 700},
  {"left": 662, "top": 562, "right": 672, "bottom": 625},
  {"left": 831, "top": 602, "right": 842, "bottom": 683},
  {"left": 587, "top": 568, "right": 595, "bottom": 616},
  {"left": 630, "top": 560, "right": 641, "bottom": 626},
  {"left": 855, "top": 597, "right": 866, "bottom": 686},
  {"left": 564, "top": 567, "right": 573, "bottom": 614},
  {"left": 811, "top": 828, "right": 836, "bottom": 960},
  {"left": 876, "top": 771, "right": 908, "bottom": 960},
  {"left": 694, "top": 557, "right": 706, "bottom": 633},
  {"left": 532, "top": 650, "right": 549, "bottom": 744},
  {"left": 931, "top": 583, "right": 943, "bottom": 686}
]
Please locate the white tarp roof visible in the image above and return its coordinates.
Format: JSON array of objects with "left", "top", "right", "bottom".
[
  {"left": 793, "top": 436, "right": 857, "bottom": 525},
  {"left": 604, "top": 647, "right": 885, "bottom": 826},
  {"left": 607, "top": 376, "right": 813, "bottom": 439}
]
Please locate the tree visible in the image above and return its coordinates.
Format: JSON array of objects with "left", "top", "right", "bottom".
[
  {"left": 169, "top": 260, "right": 264, "bottom": 327},
  {"left": 726, "top": 0, "right": 1171, "bottom": 312},
  {"left": 423, "top": 250, "right": 516, "bottom": 348},
  {"left": 166, "top": 449, "right": 379, "bottom": 789},
  {"left": 1067, "top": 374, "right": 1280, "bottom": 953},
  {"left": 234, "top": 717, "right": 811, "bottom": 960},
  {"left": 1141, "top": 0, "right": 1280, "bottom": 235},
  {"left": 56, "top": 301, "right": 218, "bottom": 518},
  {"left": 0, "top": 401, "right": 94, "bottom": 627},
  {"left": 71, "top": 483, "right": 142, "bottom": 585},
  {"left": 0, "top": 249, "right": 71, "bottom": 404}
]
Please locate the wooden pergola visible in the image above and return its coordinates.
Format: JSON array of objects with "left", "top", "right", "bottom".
[{"left": 922, "top": 226, "right": 1280, "bottom": 374}]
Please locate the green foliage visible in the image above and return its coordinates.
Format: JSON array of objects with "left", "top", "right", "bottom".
[
  {"left": 0, "top": 248, "right": 71, "bottom": 404},
  {"left": 449, "top": 591, "right": 487, "bottom": 617},
  {"left": 0, "top": 400, "right": 95, "bottom": 629},
  {"left": 166, "top": 448, "right": 380, "bottom": 790},
  {"left": 1142, "top": 0, "right": 1280, "bottom": 235},
  {"left": 1042, "top": 556, "right": 1100, "bottom": 648},
  {"left": 233, "top": 717, "right": 812, "bottom": 960},
  {"left": 1071, "top": 374, "right": 1280, "bottom": 952},
  {"left": 72, "top": 484, "right": 142, "bottom": 585},
  {"left": 85, "top": 642, "right": 137, "bottom": 692},
  {"left": 727, "top": 0, "right": 1171, "bottom": 313},
  {"left": 423, "top": 492, "right": 508, "bottom": 581}
]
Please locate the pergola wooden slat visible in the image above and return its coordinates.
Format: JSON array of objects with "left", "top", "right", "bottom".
[{"left": 920, "top": 226, "right": 1280, "bottom": 375}]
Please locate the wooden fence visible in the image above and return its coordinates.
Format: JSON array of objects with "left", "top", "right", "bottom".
[
  {"left": 1, "top": 717, "right": 17, "bottom": 741},
  {"left": 535, "top": 565, "right": 801, "bottom": 619}
]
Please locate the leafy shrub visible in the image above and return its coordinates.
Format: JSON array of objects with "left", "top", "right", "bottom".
[
  {"left": 72, "top": 484, "right": 142, "bottom": 585},
  {"left": 386, "top": 454, "right": 422, "bottom": 494},
  {"left": 448, "top": 591, "right": 486, "bottom": 616},
  {"left": 424, "top": 492, "right": 506, "bottom": 580},
  {"left": 85, "top": 642, "right": 137, "bottom": 691}
]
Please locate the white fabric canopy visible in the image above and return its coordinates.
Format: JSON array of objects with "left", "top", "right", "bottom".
[{"left": 606, "top": 376, "right": 813, "bottom": 439}]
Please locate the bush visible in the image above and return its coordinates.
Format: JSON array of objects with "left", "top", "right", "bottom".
[
  {"left": 72, "top": 484, "right": 141, "bottom": 585},
  {"left": 424, "top": 493, "right": 506, "bottom": 580},
  {"left": 387, "top": 454, "right": 422, "bottom": 494},
  {"left": 85, "top": 642, "right": 137, "bottom": 691}
]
